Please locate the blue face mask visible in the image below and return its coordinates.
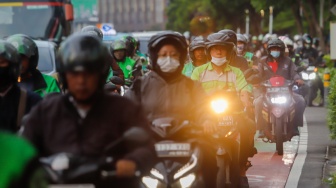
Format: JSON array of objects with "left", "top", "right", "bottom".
[{"left": 270, "top": 51, "right": 280, "bottom": 58}]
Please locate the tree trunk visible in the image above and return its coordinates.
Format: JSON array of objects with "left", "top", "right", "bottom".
[
  {"left": 301, "top": 3, "right": 315, "bottom": 35},
  {"left": 307, "top": 0, "right": 326, "bottom": 53},
  {"left": 291, "top": 2, "right": 303, "bottom": 34}
]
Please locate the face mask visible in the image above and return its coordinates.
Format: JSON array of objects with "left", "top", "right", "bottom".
[
  {"left": 270, "top": 51, "right": 280, "bottom": 58},
  {"left": 237, "top": 44, "right": 244, "bottom": 55},
  {"left": 0, "top": 67, "right": 13, "bottom": 91},
  {"left": 211, "top": 56, "right": 227, "bottom": 66},
  {"left": 157, "top": 56, "right": 180, "bottom": 73}
]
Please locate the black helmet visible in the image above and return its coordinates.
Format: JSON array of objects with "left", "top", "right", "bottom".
[
  {"left": 267, "top": 38, "right": 285, "bottom": 55},
  {"left": 313, "top": 37, "right": 319, "bottom": 47},
  {"left": 6, "top": 34, "right": 38, "bottom": 72},
  {"left": 0, "top": 40, "right": 21, "bottom": 84},
  {"left": 302, "top": 34, "right": 312, "bottom": 44},
  {"left": 121, "top": 35, "right": 137, "bottom": 57},
  {"left": 205, "top": 32, "right": 236, "bottom": 61},
  {"left": 217, "top": 29, "right": 237, "bottom": 45},
  {"left": 81, "top": 25, "right": 103, "bottom": 41},
  {"left": 57, "top": 33, "right": 109, "bottom": 89},
  {"left": 237, "top": 34, "right": 248, "bottom": 44},
  {"left": 189, "top": 36, "right": 205, "bottom": 61},
  {"left": 148, "top": 31, "right": 188, "bottom": 67}
]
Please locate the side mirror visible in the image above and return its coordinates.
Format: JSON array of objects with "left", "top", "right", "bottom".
[
  {"left": 110, "top": 76, "right": 125, "bottom": 85},
  {"left": 64, "top": 3, "right": 74, "bottom": 21},
  {"left": 123, "top": 127, "right": 150, "bottom": 144}
]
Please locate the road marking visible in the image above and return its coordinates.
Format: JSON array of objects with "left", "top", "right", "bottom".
[{"left": 285, "top": 116, "right": 308, "bottom": 188}]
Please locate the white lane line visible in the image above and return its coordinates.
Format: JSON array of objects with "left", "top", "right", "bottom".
[{"left": 285, "top": 116, "right": 308, "bottom": 188}]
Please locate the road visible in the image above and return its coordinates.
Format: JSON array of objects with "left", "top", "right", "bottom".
[{"left": 247, "top": 107, "right": 333, "bottom": 188}]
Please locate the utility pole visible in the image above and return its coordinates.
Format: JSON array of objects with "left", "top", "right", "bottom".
[
  {"left": 269, "top": 6, "right": 273, "bottom": 34},
  {"left": 245, "top": 9, "right": 250, "bottom": 36}
]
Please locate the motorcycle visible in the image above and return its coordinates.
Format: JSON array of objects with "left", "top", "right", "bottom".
[
  {"left": 209, "top": 91, "right": 242, "bottom": 188},
  {"left": 260, "top": 76, "right": 296, "bottom": 155},
  {"left": 41, "top": 127, "right": 150, "bottom": 187},
  {"left": 300, "top": 65, "right": 323, "bottom": 106},
  {"left": 141, "top": 118, "right": 204, "bottom": 188}
]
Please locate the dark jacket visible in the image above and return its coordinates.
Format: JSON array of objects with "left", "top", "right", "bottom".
[
  {"left": 258, "top": 55, "right": 301, "bottom": 82},
  {"left": 22, "top": 93, "right": 156, "bottom": 178},
  {"left": 124, "top": 72, "right": 210, "bottom": 124},
  {"left": 231, "top": 55, "right": 249, "bottom": 72},
  {"left": 295, "top": 47, "right": 319, "bottom": 66},
  {"left": 0, "top": 85, "right": 41, "bottom": 132}
]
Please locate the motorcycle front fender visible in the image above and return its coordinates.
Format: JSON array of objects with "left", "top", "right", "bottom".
[{"left": 271, "top": 107, "right": 285, "bottom": 118}]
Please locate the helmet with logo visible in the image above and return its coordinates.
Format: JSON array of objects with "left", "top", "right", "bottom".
[
  {"left": 267, "top": 38, "right": 286, "bottom": 56},
  {"left": 217, "top": 29, "right": 237, "bottom": 45},
  {"left": 189, "top": 36, "right": 205, "bottom": 62},
  {"left": 6, "top": 34, "right": 38, "bottom": 73},
  {"left": 0, "top": 40, "right": 21, "bottom": 88},
  {"left": 148, "top": 31, "right": 188, "bottom": 68},
  {"left": 110, "top": 40, "right": 127, "bottom": 61},
  {"left": 81, "top": 25, "right": 103, "bottom": 41},
  {"left": 262, "top": 33, "right": 272, "bottom": 44},
  {"left": 302, "top": 34, "right": 312, "bottom": 44},
  {"left": 57, "top": 33, "right": 109, "bottom": 89}
]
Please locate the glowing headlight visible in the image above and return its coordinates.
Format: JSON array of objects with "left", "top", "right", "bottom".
[
  {"left": 211, "top": 99, "right": 228, "bottom": 114},
  {"left": 142, "top": 176, "right": 159, "bottom": 188},
  {"left": 301, "top": 72, "right": 309, "bottom": 80},
  {"left": 271, "top": 96, "right": 287, "bottom": 104},
  {"left": 179, "top": 173, "right": 196, "bottom": 188},
  {"left": 309, "top": 72, "right": 316, "bottom": 80}
]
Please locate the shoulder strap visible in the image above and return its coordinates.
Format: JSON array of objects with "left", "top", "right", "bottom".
[{"left": 17, "top": 88, "right": 27, "bottom": 128}]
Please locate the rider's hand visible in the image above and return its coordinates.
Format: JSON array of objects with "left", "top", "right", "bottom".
[
  {"left": 296, "top": 79, "right": 305, "bottom": 86},
  {"left": 116, "top": 159, "right": 137, "bottom": 177},
  {"left": 202, "top": 120, "right": 217, "bottom": 134}
]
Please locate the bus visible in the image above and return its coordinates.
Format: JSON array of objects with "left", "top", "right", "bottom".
[{"left": 0, "top": 0, "right": 73, "bottom": 44}]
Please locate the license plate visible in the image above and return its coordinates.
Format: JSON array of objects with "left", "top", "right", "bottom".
[
  {"left": 219, "top": 115, "right": 234, "bottom": 126},
  {"left": 155, "top": 143, "right": 191, "bottom": 157},
  {"left": 267, "top": 87, "right": 289, "bottom": 93},
  {"left": 49, "top": 185, "right": 95, "bottom": 188}
]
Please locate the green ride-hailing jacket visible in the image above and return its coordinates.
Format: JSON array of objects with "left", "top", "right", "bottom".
[{"left": 117, "top": 57, "right": 136, "bottom": 80}]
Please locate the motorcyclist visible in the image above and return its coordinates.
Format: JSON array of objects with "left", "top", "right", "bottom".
[
  {"left": 255, "top": 33, "right": 272, "bottom": 59},
  {"left": 81, "top": 25, "right": 124, "bottom": 80},
  {"left": 0, "top": 40, "right": 41, "bottom": 133},
  {"left": 237, "top": 34, "right": 259, "bottom": 69},
  {"left": 124, "top": 31, "right": 218, "bottom": 188},
  {"left": 0, "top": 131, "right": 47, "bottom": 188},
  {"left": 22, "top": 33, "right": 156, "bottom": 187},
  {"left": 218, "top": 29, "right": 249, "bottom": 72},
  {"left": 254, "top": 38, "right": 306, "bottom": 137},
  {"left": 134, "top": 37, "right": 149, "bottom": 73},
  {"left": 182, "top": 36, "right": 207, "bottom": 77},
  {"left": 110, "top": 40, "right": 141, "bottom": 84},
  {"left": 191, "top": 32, "right": 257, "bottom": 187},
  {"left": 122, "top": 36, "right": 144, "bottom": 71},
  {"left": 6, "top": 34, "right": 60, "bottom": 97}
]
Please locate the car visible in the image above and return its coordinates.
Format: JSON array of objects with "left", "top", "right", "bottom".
[
  {"left": 35, "top": 40, "right": 57, "bottom": 76},
  {"left": 132, "top": 31, "right": 163, "bottom": 56}
]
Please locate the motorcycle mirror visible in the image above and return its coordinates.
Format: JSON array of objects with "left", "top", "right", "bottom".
[
  {"left": 123, "top": 127, "right": 150, "bottom": 144},
  {"left": 110, "top": 76, "right": 125, "bottom": 85}
]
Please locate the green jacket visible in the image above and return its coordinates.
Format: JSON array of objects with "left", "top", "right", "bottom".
[
  {"left": 35, "top": 74, "right": 61, "bottom": 97},
  {"left": 0, "top": 132, "right": 36, "bottom": 187},
  {"left": 117, "top": 57, "right": 136, "bottom": 80},
  {"left": 182, "top": 62, "right": 196, "bottom": 77},
  {"left": 106, "top": 67, "right": 113, "bottom": 83},
  {"left": 191, "top": 62, "right": 252, "bottom": 94}
]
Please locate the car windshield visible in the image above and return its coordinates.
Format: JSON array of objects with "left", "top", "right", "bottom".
[
  {"left": 37, "top": 46, "right": 54, "bottom": 74},
  {"left": 0, "top": 4, "right": 53, "bottom": 39}
]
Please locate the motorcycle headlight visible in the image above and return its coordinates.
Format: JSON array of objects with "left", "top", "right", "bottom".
[
  {"left": 142, "top": 176, "right": 159, "bottom": 188},
  {"left": 271, "top": 96, "right": 287, "bottom": 104},
  {"left": 301, "top": 72, "right": 309, "bottom": 80},
  {"left": 179, "top": 173, "right": 196, "bottom": 188},
  {"left": 211, "top": 99, "right": 228, "bottom": 114},
  {"left": 309, "top": 72, "right": 316, "bottom": 80}
]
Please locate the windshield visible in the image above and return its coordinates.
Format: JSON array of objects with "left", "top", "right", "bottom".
[
  {"left": 37, "top": 46, "right": 54, "bottom": 74},
  {"left": 0, "top": 3, "right": 54, "bottom": 39}
]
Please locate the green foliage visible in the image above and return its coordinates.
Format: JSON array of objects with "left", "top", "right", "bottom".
[
  {"left": 327, "top": 68, "right": 336, "bottom": 139},
  {"left": 323, "top": 173, "right": 336, "bottom": 187}
]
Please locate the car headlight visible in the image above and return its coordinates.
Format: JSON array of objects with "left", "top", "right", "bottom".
[
  {"left": 142, "top": 176, "right": 159, "bottom": 188},
  {"left": 309, "top": 72, "right": 316, "bottom": 80},
  {"left": 301, "top": 72, "right": 309, "bottom": 80},
  {"left": 179, "top": 173, "right": 196, "bottom": 188},
  {"left": 271, "top": 96, "right": 287, "bottom": 104},
  {"left": 211, "top": 99, "right": 228, "bottom": 114}
]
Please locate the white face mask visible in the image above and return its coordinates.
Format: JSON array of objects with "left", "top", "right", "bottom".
[
  {"left": 211, "top": 56, "right": 227, "bottom": 66},
  {"left": 157, "top": 56, "right": 180, "bottom": 73}
]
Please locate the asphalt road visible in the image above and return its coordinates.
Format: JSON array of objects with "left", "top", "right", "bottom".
[{"left": 246, "top": 107, "right": 333, "bottom": 188}]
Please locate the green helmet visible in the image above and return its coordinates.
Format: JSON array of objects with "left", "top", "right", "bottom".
[
  {"left": 0, "top": 40, "right": 21, "bottom": 85},
  {"left": 6, "top": 34, "right": 38, "bottom": 72},
  {"left": 110, "top": 40, "right": 126, "bottom": 61}
]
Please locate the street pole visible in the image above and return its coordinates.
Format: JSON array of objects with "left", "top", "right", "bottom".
[
  {"left": 260, "top": 9, "right": 264, "bottom": 33},
  {"left": 245, "top": 9, "right": 250, "bottom": 36},
  {"left": 320, "top": 0, "right": 324, "bottom": 28},
  {"left": 269, "top": 6, "right": 273, "bottom": 34}
]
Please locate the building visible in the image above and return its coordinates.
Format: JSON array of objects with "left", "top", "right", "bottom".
[{"left": 98, "top": 0, "right": 169, "bottom": 32}]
